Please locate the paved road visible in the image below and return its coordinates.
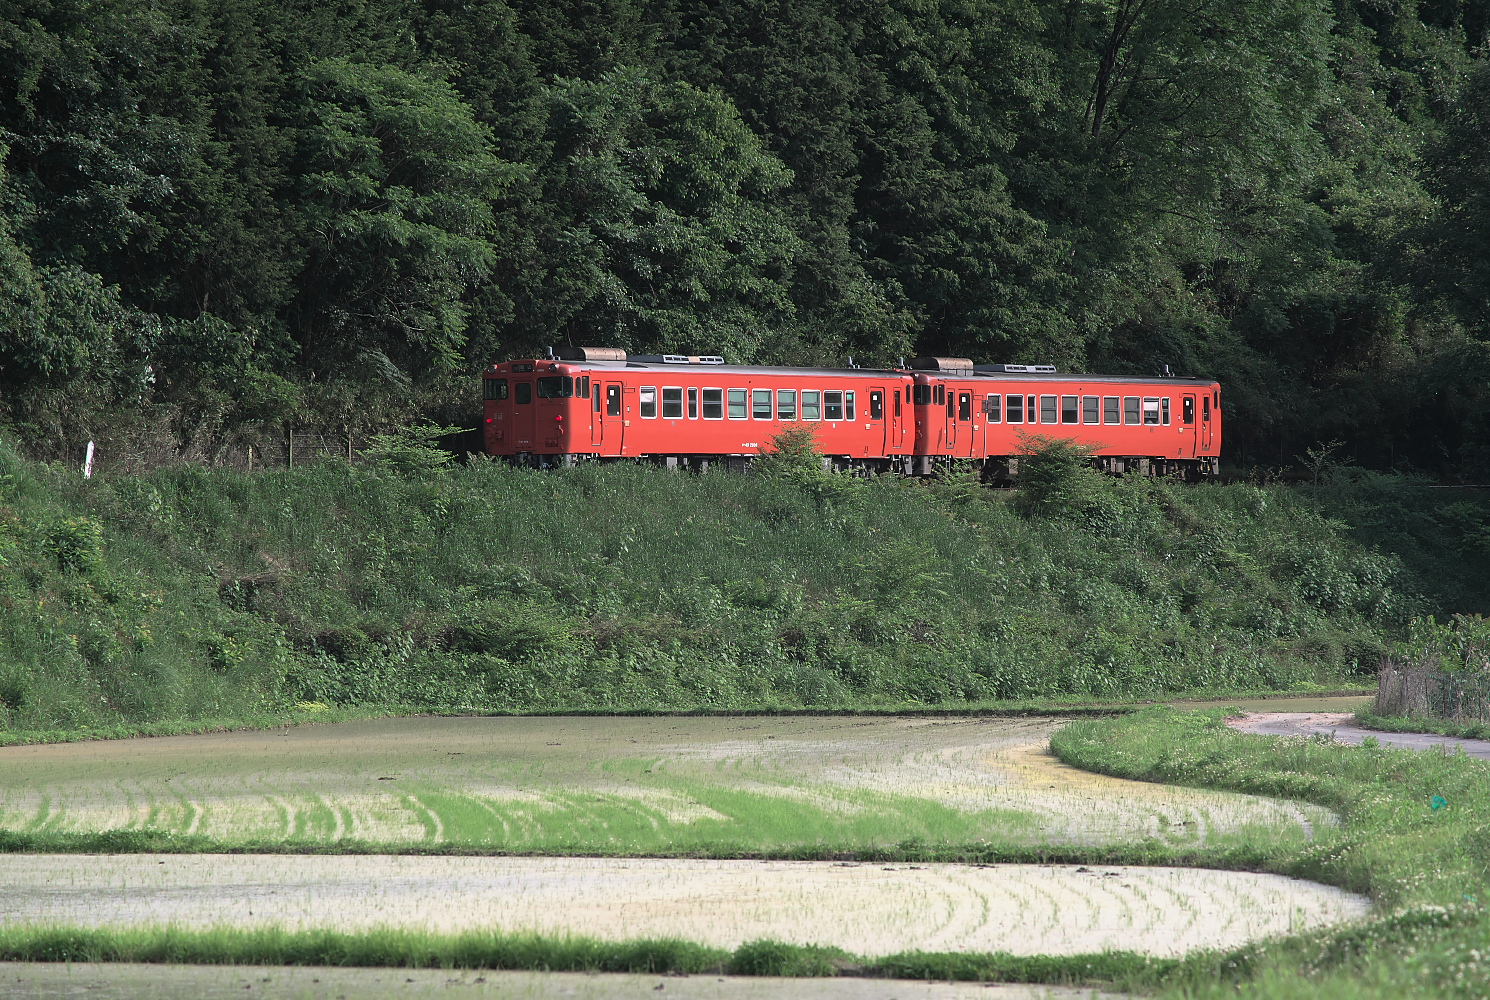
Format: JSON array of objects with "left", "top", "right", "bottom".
[{"left": 1228, "top": 712, "right": 1490, "bottom": 760}]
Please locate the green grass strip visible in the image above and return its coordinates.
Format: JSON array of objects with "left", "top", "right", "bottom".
[
  {"left": 1352, "top": 707, "right": 1490, "bottom": 741},
  {"left": 0, "top": 924, "right": 1172, "bottom": 986}
]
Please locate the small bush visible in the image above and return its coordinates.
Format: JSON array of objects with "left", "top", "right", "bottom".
[
  {"left": 752, "top": 425, "right": 823, "bottom": 479},
  {"left": 43, "top": 517, "right": 104, "bottom": 575},
  {"left": 1012, "top": 435, "right": 1100, "bottom": 518}
]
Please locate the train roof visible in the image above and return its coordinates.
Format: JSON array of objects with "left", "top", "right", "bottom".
[{"left": 489, "top": 359, "right": 1218, "bottom": 387}]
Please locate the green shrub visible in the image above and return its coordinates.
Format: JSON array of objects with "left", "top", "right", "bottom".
[{"left": 43, "top": 517, "right": 103, "bottom": 575}]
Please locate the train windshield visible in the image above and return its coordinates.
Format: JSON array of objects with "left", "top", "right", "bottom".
[{"left": 536, "top": 376, "right": 574, "bottom": 398}]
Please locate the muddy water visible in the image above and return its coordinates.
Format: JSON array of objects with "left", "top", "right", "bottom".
[
  {"left": 0, "top": 964, "right": 1127, "bottom": 1000},
  {"left": 0, "top": 715, "right": 1336, "bottom": 851},
  {"left": 0, "top": 854, "right": 1369, "bottom": 958}
]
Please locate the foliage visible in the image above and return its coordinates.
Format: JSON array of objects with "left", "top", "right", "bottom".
[
  {"left": 750, "top": 425, "right": 824, "bottom": 480},
  {"left": 0, "top": 0, "right": 1487, "bottom": 474},
  {"left": 1011, "top": 434, "right": 1101, "bottom": 518},
  {"left": 1392, "top": 614, "right": 1490, "bottom": 673},
  {"left": 1052, "top": 709, "right": 1490, "bottom": 999},
  {"left": 360, "top": 423, "right": 467, "bottom": 475}
]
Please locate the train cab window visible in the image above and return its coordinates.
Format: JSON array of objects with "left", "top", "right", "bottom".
[
  {"left": 1082, "top": 396, "right": 1099, "bottom": 424},
  {"left": 752, "top": 388, "right": 772, "bottom": 420},
  {"left": 1182, "top": 397, "right": 1195, "bottom": 423},
  {"left": 913, "top": 385, "right": 932, "bottom": 405},
  {"left": 777, "top": 389, "right": 797, "bottom": 420},
  {"left": 606, "top": 384, "right": 621, "bottom": 416},
  {"left": 1104, "top": 396, "right": 1119, "bottom": 424},
  {"left": 688, "top": 387, "right": 698, "bottom": 418},
  {"left": 639, "top": 387, "right": 658, "bottom": 418},
  {"left": 1161, "top": 398, "right": 1170, "bottom": 425},
  {"left": 824, "top": 391, "right": 844, "bottom": 421},
  {"left": 484, "top": 378, "right": 508, "bottom": 401},
  {"left": 893, "top": 390, "right": 901, "bottom": 417},
  {"left": 1006, "top": 394, "right": 1023, "bottom": 423},
  {"left": 537, "top": 376, "right": 573, "bottom": 398},
  {"left": 1142, "top": 398, "right": 1160, "bottom": 425},
  {"left": 934, "top": 385, "right": 944, "bottom": 406},
  {"left": 728, "top": 389, "right": 747, "bottom": 419},
  {"left": 662, "top": 387, "right": 683, "bottom": 418},
  {"left": 802, "top": 390, "right": 821, "bottom": 420},
  {"left": 702, "top": 388, "right": 724, "bottom": 419},
  {"left": 1061, "top": 396, "right": 1078, "bottom": 423},
  {"left": 515, "top": 382, "right": 532, "bottom": 404},
  {"left": 1123, "top": 397, "right": 1140, "bottom": 425},
  {"left": 578, "top": 376, "right": 590, "bottom": 399},
  {"left": 984, "top": 394, "right": 1001, "bottom": 422},
  {"left": 1202, "top": 396, "right": 1210, "bottom": 420},
  {"left": 958, "top": 392, "right": 971, "bottom": 421},
  {"left": 1212, "top": 391, "right": 1218, "bottom": 410},
  {"left": 870, "top": 391, "right": 883, "bottom": 419},
  {"left": 846, "top": 391, "right": 856, "bottom": 420},
  {"left": 1040, "top": 395, "right": 1057, "bottom": 424}
]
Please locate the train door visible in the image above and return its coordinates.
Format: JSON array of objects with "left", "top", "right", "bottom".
[
  {"left": 869, "top": 387, "right": 886, "bottom": 455},
  {"left": 1181, "top": 394, "right": 1196, "bottom": 457},
  {"left": 512, "top": 380, "right": 535, "bottom": 448},
  {"left": 1201, "top": 392, "right": 1214, "bottom": 452},
  {"left": 956, "top": 391, "right": 972, "bottom": 457},
  {"left": 589, "top": 378, "right": 604, "bottom": 447},
  {"left": 602, "top": 382, "right": 624, "bottom": 452},
  {"left": 937, "top": 382, "right": 953, "bottom": 451}
]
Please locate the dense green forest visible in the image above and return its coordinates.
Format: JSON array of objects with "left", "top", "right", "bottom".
[{"left": 0, "top": 0, "right": 1487, "bottom": 475}]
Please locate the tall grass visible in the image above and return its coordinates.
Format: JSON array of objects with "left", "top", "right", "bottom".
[{"left": 0, "top": 436, "right": 1481, "bottom": 733}]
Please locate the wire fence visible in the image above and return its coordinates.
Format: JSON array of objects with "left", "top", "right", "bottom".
[{"left": 1376, "top": 660, "right": 1490, "bottom": 722}]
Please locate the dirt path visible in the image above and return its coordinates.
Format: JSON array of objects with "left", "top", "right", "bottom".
[
  {"left": 0, "top": 854, "right": 1369, "bottom": 958},
  {"left": 1226, "top": 713, "right": 1490, "bottom": 759},
  {"left": 0, "top": 964, "right": 1126, "bottom": 1000}
]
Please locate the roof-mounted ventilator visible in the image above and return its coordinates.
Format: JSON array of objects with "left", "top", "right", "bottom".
[
  {"left": 974, "top": 363, "right": 1057, "bottom": 373},
  {"left": 909, "top": 357, "right": 975, "bottom": 372},
  {"left": 556, "top": 347, "right": 628, "bottom": 362},
  {"left": 628, "top": 354, "right": 726, "bottom": 365}
]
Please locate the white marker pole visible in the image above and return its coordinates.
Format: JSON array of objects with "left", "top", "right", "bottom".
[{"left": 82, "top": 440, "right": 95, "bottom": 480}]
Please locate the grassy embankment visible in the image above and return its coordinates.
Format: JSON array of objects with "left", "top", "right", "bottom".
[{"left": 3, "top": 434, "right": 1485, "bottom": 738}]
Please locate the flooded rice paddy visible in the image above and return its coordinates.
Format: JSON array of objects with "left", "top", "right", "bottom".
[
  {"left": 0, "top": 715, "right": 1336, "bottom": 852},
  {"left": 0, "top": 963, "right": 1125, "bottom": 1000},
  {"left": 0, "top": 854, "right": 1369, "bottom": 957}
]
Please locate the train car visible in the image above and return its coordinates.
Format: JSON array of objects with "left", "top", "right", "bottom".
[
  {"left": 482, "top": 348, "right": 915, "bottom": 471},
  {"left": 481, "top": 349, "right": 1220, "bottom": 478},
  {"left": 907, "top": 358, "right": 1220, "bottom": 479}
]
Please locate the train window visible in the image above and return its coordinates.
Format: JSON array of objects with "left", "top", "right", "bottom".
[
  {"left": 537, "top": 376, "right": 573, "bottom": 398},
  {"left": 1213, "top": 391, "right": 1218, "bottom": 410},
  {"left": 606, "top": 384, "right": 621, "bottom": 416},
  {"left": 728, "top": 389, "right": 747, "bottom": 419},
  {"left": 1202, "top": 396, "right": 1210, "bottom": 420},
  {"left": 515, "top": 382, "right": 532, "bottom": 404},
  {"left": 824, "top": 391, "right": 844, "bottom": 421},
  {"left": 483, "top": 378, "right": 508, "bottom": 401},
  {"left": 639, "top": 387, "right": 658, "bottom": 418},
  {"left": 870, "top": 391, "right": 883, "bottom": 419},
  {"left": 1182, "top": 397, "right": 1195, "bottom": 423},
  {"left": 1104, "top": 396, "right": 1119, "bottom": 424},
  {"left": 945, "top": 391, "right": 954, "bottom": 417},
  {"left": 934, "top": 385, "right": 945, "bottom": 406},
  {"left": 777, "top": 389, "right": 797, "bottom": 421},
  {"left": 1061, "top": 396, "right": 1078, "bottom": 423},
  {"left": 1161, "top": 397, "right": 1170, "bottom": 425},
  {"left": 688, "top": 387, "right": 698, "bottom": 418},
  {"left": 594, "top": 389, "right": 601, "bottom": 413},
  {"left": 752, "top": 388, "right": 772, "bottom": 419},
  {"left": 580, "top": 376, "right": 591, "bottom": 399},
  {"left": 1082, "top": 396, "right": 1099, "bottom": 424},
  {"left": 893, "top": 389, "right": 901, "bottom": 417},
  {"left": 1142, "top": 398, "right": 1160, "bottom": 425},
  {"left": 846, "top": 391, "right": 856, "bottom": 420},
  {"left": 1028, "top": 395, "right": 1037, "bottom": 423},
  {"left": 802, "top": 390, "right": 821, "bottom": 420},
  {"left": 1006, "top": 394, "right": 1023, "bottom": 423},
  {"left": 958, "top": 392, "right": 971, "bottom": 421},
  {"left": 913, "top": 385, "right": 932, "bottom": 405},
  {"left": 984, "top": 394, "right": 1001, "bottom": 422},
  {"left": 702, "top": 388, "right": 724, "bottom": 419},
  {"left": 662, "top": 387, "right": 683, "bottom": 419},
  {"left": 1040, "top": 395, "right": 1057, "bottom": 424},
  {"left": 1124, "top": 397, "right": 1140, "bottom": 425}
]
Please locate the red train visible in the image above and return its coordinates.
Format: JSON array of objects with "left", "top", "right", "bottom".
[{"left": 482, "top": 349, "right": 1221, "bottom": 478}]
